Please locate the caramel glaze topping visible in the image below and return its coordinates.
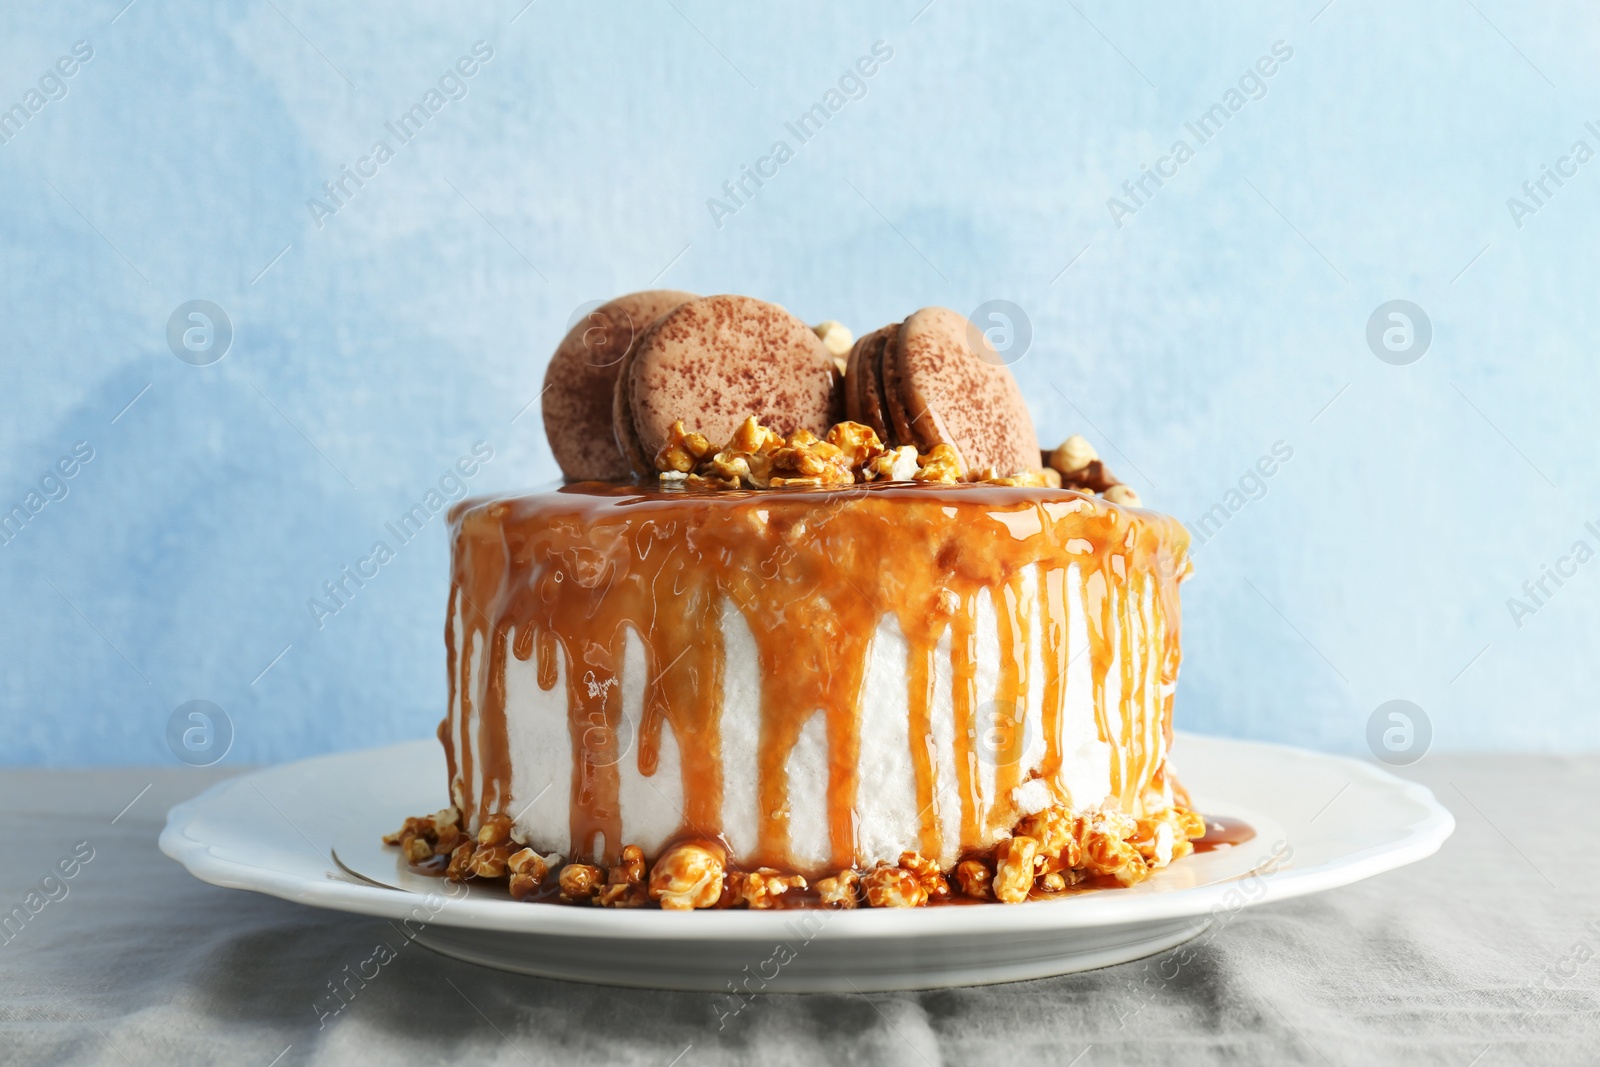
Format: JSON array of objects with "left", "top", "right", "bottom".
[{"left": 443, "top": 480, "right": 1190, "bottom": 872}]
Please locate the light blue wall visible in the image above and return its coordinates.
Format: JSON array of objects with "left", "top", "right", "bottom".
[{"left": 3, "top": 1, "right": 1596, "bottom": 765}]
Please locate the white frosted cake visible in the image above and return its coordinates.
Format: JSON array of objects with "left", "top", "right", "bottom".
[{"left": 387, "top": 294, "right": 1206, "bottom": 909}]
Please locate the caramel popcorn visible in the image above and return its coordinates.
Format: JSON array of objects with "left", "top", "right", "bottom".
[
  {"left": 862, "top": 865, "right": 928, "bottom": 908},
  {"left": 558, "top": 862, "right": 605, "bottom": 904},
  {"left": 383, "top": 807, "right": 467, "bottom": 862},
  {"left": 815, "top": 869, "right": 862, "bottom": 909},
  {"left": 477, "top": 813, "right": 513, "bottom": 847},
  {"left": 655, "top": 420, "right": 716, "bottom": 474},
  {"left": 986, "top": 469, "right": 1057, "bottom": 488},
  {"left": 1077, "top": 811, "right": 1149, "bottom": 887},
  {"left": 726, "top": 868, "right": 807, "bottom": 909},
  {"left": 1133, "top": 808, "right": 1206, "bottom": 867},
  {"left": 506, "top": 848, "right": 550, "bottom": 901},
  {"left": 825, "top": 422, "right": 885, "bottom": 469},
  {"left": 897, "top": 851, "right": 951, "bottom": 902},
  {"left": 912, "top": 443, "right": 964, "bottom": 484},
  {"left": 727, "top": 414, "right": 784, "bottom": 455},
  {"left": 954, "top": 859, "right": 993, "bottom": 900},
  {"left": 468, "top": 842, "right": 515, "bottom": 879},
  {"left": 652, "top": 417, "right": 1074, "bottom": 491},
  {"left": 769, "top": 432, "right": 855, "bottom": 487},
  {"left": 433, "top": 825, "right": 467, "bottom": 857},
  {"left": 598, "top": 844, "right": 650, "bottom": 908},
  {"left": 865, "top": 445, "right": 920, "bottom": 482},
  {"left": 388, "top": 799, "right": 1206, "bottom": 909},
  {"left": 992, "top": 835, "right": 1041, "bottom": 904},
  {"left": 597, "top": 883, "right": 649, "bottom": 908},
  {"left": 648, "top": 840, "right": 726, "bottom": 911},
  {"left": 1016, "top": 805, "right": 1082, "bottom": 870},
  {"left": 445, "top": 841, "right": 475, "bottom": 881}
]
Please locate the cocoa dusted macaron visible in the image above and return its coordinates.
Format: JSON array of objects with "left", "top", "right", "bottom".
[
  {"left": 617, "top": 295, "right": 840, "bottom": 476},
  {"left": 541, "top": 290, "right": 696, "bottom": 481},
  {"left": 849, "top": 307, "right": 1038, "bottom": 477}
]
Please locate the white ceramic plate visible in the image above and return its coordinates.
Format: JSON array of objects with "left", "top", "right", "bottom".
[{"left": 160, "top": 734, "right": 1453, "bottom": 992}]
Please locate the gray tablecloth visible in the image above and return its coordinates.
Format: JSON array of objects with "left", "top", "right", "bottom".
[{"left": 1, "top": 754, "right": 1595, "bottom": 1066}]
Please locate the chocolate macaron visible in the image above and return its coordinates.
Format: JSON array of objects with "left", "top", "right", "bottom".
[
  {"left": 849, "top": 307, "right": 1038, "bottom": 476},
  {"left": 843, "top": 323, "right": 897, "bottom": 444},
  {"left": 618, "top": 295, "right": 840, "bottom": 474},
  {"left": 541, "top": 290, "right": 696, "bottom": 481}
]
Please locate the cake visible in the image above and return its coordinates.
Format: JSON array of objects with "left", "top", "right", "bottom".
[{"left": 386, "top": 293, "right": 1205, "bottom": 909}]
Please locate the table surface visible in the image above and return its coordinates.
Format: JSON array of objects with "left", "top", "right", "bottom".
[{"left": 1, "top": 753, "right": 1595, "bottom": 1067}]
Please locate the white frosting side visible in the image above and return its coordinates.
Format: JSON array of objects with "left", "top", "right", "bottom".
[
  {"left": 854, "top": 614, "right": 922, "bottom": 868},
  {"left": 458, "top": 561, "right": 1152, "bottom": 867},
  {"left": 718, "top": 602, "right": 763, "bottom": 860},
  {"left": 785, "top": 710, "right": 831, "bottom": 870},
  {"left": 1060, "top": 561, "right": 1113, "bottom": 809},
  {"left": 463, "top": 625, "right": 485, "bottom": 814},
  {"left": 502, "top": 631, "right": 571, "bottom": 857},
  {"left": 616, "top": 627, "right": 682, "bottom": 861},
  {"left": 927, "top": 626, "right": 961, "bottom": 869}
]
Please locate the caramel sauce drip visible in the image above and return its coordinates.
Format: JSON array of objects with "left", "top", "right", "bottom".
[
  {"left": 1037, "top": 563, "right": 1069, "bottom": 800},
  {"left": 442, "top": 482, "right": 1189, "bottom": 869}
]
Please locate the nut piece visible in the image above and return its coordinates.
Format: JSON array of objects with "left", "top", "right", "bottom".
[
  {"left": 815, "top": 869, "right": 862, "bottom": 909},
  {"left": 812, "top": 320, "right": 855, "bottom": 359},
  {"left": 648, "top": 840, "right": 727, "bottom": 911},
  {"left": 597, "top": 883, "right": 649, "bottom": 908},
  {"left": 1049, "top": 434, "right": 1098, "bottom": 475},
  {"left": 954, "top": 859, "right": 993, "bottom": 900},
  {"left": 992, "top": 835, "right": 1041, "bottom": 903},
  {"left": 770, "top": 432, "right": 855, "bottom": 487},
  {"left": 653, "top": 419, "right": 716, "bottom": 473},
  {"left": 598, "top": 844, "right": 650, "bottom": 908},
  {"left": 1103, "top": 483, "right": 1141, "bottom": 507},
  {"left": 862, "top": 865, "right": 928, "bottom": 908},
  {"left": 726, "top": 414, "right": 785, "bottom": 456}
]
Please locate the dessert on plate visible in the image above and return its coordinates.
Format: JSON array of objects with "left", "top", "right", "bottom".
[{"left": 386, "top": 293, "right": 1205, "bottom": 909}]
